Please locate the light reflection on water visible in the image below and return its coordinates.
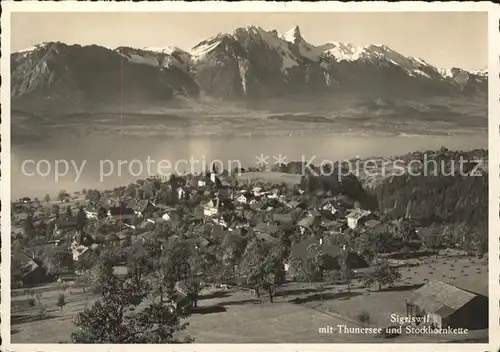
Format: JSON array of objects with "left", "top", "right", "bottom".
[{"left": 11, "top": 132, "right": 487, "bottom": 198}]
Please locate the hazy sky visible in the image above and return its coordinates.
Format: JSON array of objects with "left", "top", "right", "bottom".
[{"left": 11, "top": 12, "right": 487, "bottom": 70}]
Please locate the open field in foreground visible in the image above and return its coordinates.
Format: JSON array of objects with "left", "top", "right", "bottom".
[{"left": 11, "top": 251, "right": 488, "bottom": 343}]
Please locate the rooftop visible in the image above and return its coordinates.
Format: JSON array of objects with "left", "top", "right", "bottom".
[
  {"left": 346, "top": 209, "right": 372, "bottom": 220},
  {"left": 406, "top": 280, "right": 479, "bottom": 315}
]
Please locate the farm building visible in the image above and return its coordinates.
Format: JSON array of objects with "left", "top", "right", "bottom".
[
  {"left": 108, "top": 206, "right": 135, "bottom": 222},
  {"left": 12, "top": 252, "right": 48, "bottom": 286},
  {"left": 405, "top": 280, "right": 488, "bottom": 330},
  {"left": 345, "top": 209, "right": 374, "bottom": 229},
  {"left": 203, "top": 198, "right": 220, "bottom": 217}
]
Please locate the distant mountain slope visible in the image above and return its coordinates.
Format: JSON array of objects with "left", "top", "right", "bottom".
[
  {"left": 11, "top": 42, "right": 199, "bottom": 114},
  {"left": 190, "top": 25, "right": 487, "bottom": 99},
  {"left": 11, "top": 26, "right": 487, "bottom": 114}
]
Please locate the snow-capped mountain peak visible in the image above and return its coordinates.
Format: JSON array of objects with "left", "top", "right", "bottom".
[
  {"left": 470, "top": 68, "right": 488, "bottom": 77},
  {"left": 322, "top": 42, "right": 366, "bottom": 61},
  {"left": 191, "top": 25, "right": 302, "bottom": 71},
  {"left": 190, "top": 33, "right": 232, "bottom": 60},
  {"left": 281, "top": 25, "right": 327, "bottom": 61},
  {"left": 438, "top": 68, "right": 454, "bottom": 79},
  {"left": 142, "top": 46, "right": 187, "bottom": 56},
  {"left": 116, "top": 45, "right": 192, "bottom": 72},
  {"left": 281, "top": 25, "right": 303, "bottom": 44},
  {"left": 12, "top": 25, "right": 486, "bottom": 110},
  {"left": 16, "top": 43, "right": 50, "bottom": 54}
]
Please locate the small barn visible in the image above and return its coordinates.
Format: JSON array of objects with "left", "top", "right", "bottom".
[
  {"left": 13, "top": 252, "right": 48, "bottom": 286},
  {"left": 405, "top": 280, "right": 488, "bottom": 330},
  {"left": 345, "top": 209, "right": 373, "bottom": 229}
]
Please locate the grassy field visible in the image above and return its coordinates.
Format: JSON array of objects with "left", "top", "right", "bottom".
[
  {"left": 309, "top": 251, "right": 488, "bottom": 327},
  {"left": 236, "top": 172, "right": 302, "bottom": 187},
  {"left": 11, "top": 251, "right": 488, "bottom": 343}
]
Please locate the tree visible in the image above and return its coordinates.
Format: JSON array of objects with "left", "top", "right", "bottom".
[
  {"left": 76, "top": 207, "right": 87, "bottom": 232},
  {"left": 75, "top": 250, "right": 99, "bottom": 276},
  {"left": 422, "top": 230, "right": 442, "bottom": 257},
  {"left": 370, "top": 232, "right": 395, "bottom": 254},
  {"left": 287, "top": 256, "right": 305, "bottom": 281},
  {"left": 86, "top": 189, "right": 102, "bottom": 204},
  {"left": 356, "top": 310, "right": 371, "bottom": 327},
  {"left": 148, "top": 242, "right": 175, "bottom": 305},
  {"left": 46, "top": 220, "right": 54, "bottom": 241},
  {"left": 126, "top": 243, "right": 152, "bottom": 287},
  {"left": 71, "top": 260, "right": 192, "bottom": 343},
  {"left": 161, "top": 239, "right": 208, "bottom": 309},
  {"left": 66, "top": 206, "right": 73, "bottom": 218},
  {"left": 239, "top": 240, "right": 286, "bottom": 302},
  {"left": 24, "top": 213, "right": 35, "bottom": 237},
  {"left": 52, "top": 204, "right": 60, "bottom": 218},
  {"left": 145, "top": 237, "right": 204, "bottom": 308},
  {"left": 183, "top": 255, "right": 205, "bottom": 308},
  {"left": 97, "top": 206, "right": 108, "bottom": 220},
  {"left": 58, "top": 190, "right": 69, "bottom": 203},
  {"left": 57, "top": 293, "right": 66, "bottom": 315},
  {"left": 220, "top": 233, "right": 246, "bottom": 280},
  {"left": 339, "top": 248, "right": 353, "bottom": 294},
  {"left": 44, "top": 193, "right": 51, "bottom": 204},
  {"left": 363, "top": 259, "right": 401, "bottom": 291},
  {"left": 396, "top": 219, "right": 418, "bottom": 243},
  {"left": 260, "top": 246, "right": 286, "bottom": 302},
  {"left": 305, "top": 242, "right": 326, "bottom": 282}
]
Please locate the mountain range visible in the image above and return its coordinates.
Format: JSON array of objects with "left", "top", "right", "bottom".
[{"left": 11, "top": 25, "right": 488, "bottom": 114}]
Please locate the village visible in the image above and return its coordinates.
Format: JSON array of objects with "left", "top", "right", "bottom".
[{"left": 10, "top": 162, "right": 489, "bottom": 343}]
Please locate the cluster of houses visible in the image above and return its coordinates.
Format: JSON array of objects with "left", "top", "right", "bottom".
[
  {"left": 11, "top": 173, "right": 490, "bottom": 334},
  {"left": 13, "top": 172, "right": 384, "bottom": 282},
  {"left": 65, "top": 174, "right": 387, "bottom": 273},
  {"left": 76, "top": 175, "right": 382, "bottom": 242}
]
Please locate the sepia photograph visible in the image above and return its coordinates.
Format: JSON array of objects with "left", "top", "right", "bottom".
[{"left": 3, "top": 3, "right": 496, "bottom": 348}]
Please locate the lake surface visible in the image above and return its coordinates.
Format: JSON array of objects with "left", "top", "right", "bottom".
[{"left": 11, "top": 132, "right": 488, "bottom": 199}]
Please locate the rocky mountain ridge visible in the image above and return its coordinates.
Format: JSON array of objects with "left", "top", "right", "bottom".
[{"left": 12, "top": 25, "right": 487, "bottom": 113}]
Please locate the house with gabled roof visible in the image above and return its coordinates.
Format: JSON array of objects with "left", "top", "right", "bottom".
[
  {"left": 364, "top": 219, "right": 381, "bottom": 229},
  {"left": 320, "top": 197, "right": 338, "bottom": 214},
  {"left": 177, "top": 186, "right": 187, "bottom": 200},
  {"left": 213, "top": 215, "right": 229, "bottom": 228},
  {"left": 297, "top": 215, "right": 319, "bottom": 235},
  {"left": 346, "top": 209, "right": 373, "bottom": 229},
  {"left": 321, "top": 220, "right": 346, "bottom": 233},
  {"left": 266, "top": 188, "right": 280, "bottom": 199},
  {"left": 108, "top": 205, "right": 135, "bottom": 223},
  {"left": 72, "top": 245, "right": 93, "bottom": 261},
  {"left": 121, "top": 199, "right": 135, "bottom": 210},
  {"left": 235, "top": 191, "right": 253, "bottom": 204},
  {"left": 252, "top": 186, "right": 263, "bottom": 197},
  {"left": 255, "top": 231, "right": 279, "bottom": 243},
  {"left": 13, "top": 251, "right": 47, "bottom": 285},
  {"left": 203, "top": 197, "right": 220, "bottom": 217},
  {"left": 52, "top": 217, "right": 79, "bottom": 238},
  {"left": 287, "top": 200, "right": 306, "bottom": 210},
  {"left": 85, "top": 206, "right": 99, "bottom": 219},
  {"left": 306, "top": 209, "right": 321, "bottom": 218},
  {"left": 405, "top": 280, "right": 488, "bottom": 330},
  {"left": 254, "top": 222, "right": 279, "bottom": 237},
  {"left": 135, "top": 199, "right": 156, "bottom": 218},
  {"left": 272, "top": 213, "right": 293, "bottom": 226}
]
